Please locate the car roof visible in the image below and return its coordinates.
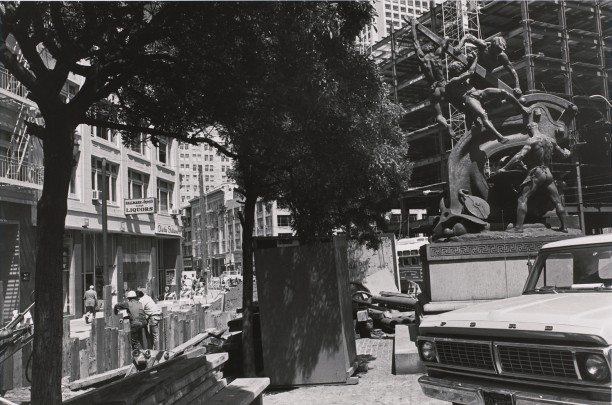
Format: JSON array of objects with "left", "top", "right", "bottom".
[{"left": 541, "top": 234, "right": 612, "bottom": 250}]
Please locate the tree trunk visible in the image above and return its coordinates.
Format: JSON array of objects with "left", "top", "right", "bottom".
[
  {"left": 30, "top": 126, "right": 75, "bottom": 405},
  {"left": 241, "top": 192, "right": 257, "bottom": 376}
]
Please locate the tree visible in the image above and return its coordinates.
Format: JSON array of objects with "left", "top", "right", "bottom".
[
  {"left": 0, "top": 3, "right": 183, "bottom": 402},
  {"left": 116, "top": 2, "right": 410, "bottom": 375}
]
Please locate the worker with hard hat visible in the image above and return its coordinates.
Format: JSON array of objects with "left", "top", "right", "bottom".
[{"left": 113, "top": 290, "right": 148, "bottom": 350}]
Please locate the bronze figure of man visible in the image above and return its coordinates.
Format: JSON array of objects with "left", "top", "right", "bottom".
[
  {"left": 457, "top": 34, "right": 522, "bottom": 96},
  {"left": 445, "top": 55, "right": 530, "bottom": 144},
  {"left": 493, "top": 122, "right": 571, "bottom": 232},
  {"left": 411, "top": 18, "right": 457, "bottom": 139}
]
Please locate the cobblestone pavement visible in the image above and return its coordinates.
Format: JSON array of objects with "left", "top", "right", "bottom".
[{"left": 263, "top": 337, "right": 446, "bottom": 405}]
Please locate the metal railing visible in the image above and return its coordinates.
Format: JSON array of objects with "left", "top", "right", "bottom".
[
  {"left": 0, "top": 67, "right": 28, "bottom": 99},
  {"left": 0, "top": 155, "right": 44, "bottom": 186}
]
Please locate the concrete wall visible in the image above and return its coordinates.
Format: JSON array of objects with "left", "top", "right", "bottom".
[{"left": 422, "top": 234, "right": 579, "bottom": 303}]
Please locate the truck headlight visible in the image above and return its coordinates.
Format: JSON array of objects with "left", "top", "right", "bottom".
[
  {"left": 420, "top": 340, "right": 437, "bottom": 362},
  {"left": 583, "top": 354, "right": 609, "bottom": 382}
]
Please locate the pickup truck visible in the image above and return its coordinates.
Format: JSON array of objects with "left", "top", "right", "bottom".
[{"left": 417, "top": 233, "right": 612, "bottom": 405}]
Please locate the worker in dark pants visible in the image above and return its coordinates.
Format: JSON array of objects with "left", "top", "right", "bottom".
[{"left": 114, "top": 290, "right": 148, "bottom": 350}]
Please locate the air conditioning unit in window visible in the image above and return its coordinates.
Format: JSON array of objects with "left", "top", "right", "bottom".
[
  {"left": 170, "top": 209, "right": 180, "bottom": 217},
  {"left": 92, "top": 190, "right": 102, "bottom": 200}
]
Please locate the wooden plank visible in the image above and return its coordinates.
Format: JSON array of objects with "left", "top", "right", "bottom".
[
  {"left": 104, "top": 328, "right": 112, "bottom": 372},
  {"left": 104, "top": 285, "right": 112, "bottom": 324},
  {"left": 12, "top": 342, "right": 22, "bottom": 388},
  {"left": 194, "top": 303, "right": 202, "bottom": 333},
  {"left": 174, "top": 379, "right": 226, "bottom": 405},
  {"left": 62, "top": 317, "right": 71, "bottom": 377},
  {"left": 174, "top": 317, "right": 181, "bottom": 348},
  {"left": 110, "top": 327, "right": 119, "bottom": 370},
  {"left": 65, "top": 351, "right": 225, "bottom": 405},
  {"left": 167, "top": 332, "right": 210, "bottom": 358},
  {"left": 70, "top": 338, "right": 80, "bottom": 382},
  {"left": 160, "top": 307, "right": 168, "bottom": 351},
  {"left": 119, "top": 322, "right": 131, "bottom": 367},
  {"left": 168, "top": 314, "right": 176, "bottom": 350},
  {"left": 79, "top": 350, "right": 89, "bottom": 380},
  {"left": 207, "top": 378, "right": 271, "bottom": 405},
  {"left": 2, "top": 345, "right": 14, "bottom": 390},
  {"left": 21, "top": 340, "right": 31, "bottom": 387},
  {"left": 190, "top": 314, "right": 196, "bottom": 339},
  {"left": 68, "top": 365, "right": 131, "bottom": 391},
  {"left": 94, "top": 318, "right": 105, "bottom": 374},
  {"left": 137, "top": 363, "right": 221, "bottom": 405},
  {"left": 155, "top": 370, "right": 222, "bottom": 405}
]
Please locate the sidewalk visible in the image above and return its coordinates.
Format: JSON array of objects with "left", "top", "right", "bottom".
[{"left": 263, "top": 337, "right": 445, "bottom": 405}]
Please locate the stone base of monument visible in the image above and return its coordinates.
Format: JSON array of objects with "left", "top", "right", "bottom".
[{"left": 421, "top": 225, "right": 582, "bottom": 314}]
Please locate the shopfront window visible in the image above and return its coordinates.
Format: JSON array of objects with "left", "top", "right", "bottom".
[{"left": 122, "top": 236, "right": 152, "bottom": 293}]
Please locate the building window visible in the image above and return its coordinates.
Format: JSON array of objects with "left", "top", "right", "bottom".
[
  {"left": 94, "top": 125, "right": 117, "bottom": 144},
  {"left": 128, "top": 133, "right": 145, "bottom": 155},
  {"left": 157, "top": 138, "right": 169, "bottom": 164},
  {"left": 277, "top": 215, "right": 291, "bottom": 227},
  {"left": 157, "top": 180, "right": 174, "bottom": 213},
  {"left": 91, "top": 158, "right": 118, "bottom": 203},
  {"left": 128, "top": 170, "right": 148, "bottom": 199}
]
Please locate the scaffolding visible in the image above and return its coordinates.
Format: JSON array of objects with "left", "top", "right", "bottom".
[{"left": 441, "top": 0, "right": 481, "bottom": 141}]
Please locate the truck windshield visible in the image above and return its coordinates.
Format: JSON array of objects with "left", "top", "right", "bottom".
[{"left": 524, "top": 244, "right": 612, "bottom": 293}]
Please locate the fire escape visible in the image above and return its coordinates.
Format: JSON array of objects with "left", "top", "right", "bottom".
[{"left": 0, "top": 41, "right": 43, "bottom": 189}]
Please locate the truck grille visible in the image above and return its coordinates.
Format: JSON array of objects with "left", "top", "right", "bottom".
[
  {"left": 436, "top": 340, "right": 495, "bottom": 371},
  {"left": 497, "top": 345, "right": 577, "bottom": 378}
]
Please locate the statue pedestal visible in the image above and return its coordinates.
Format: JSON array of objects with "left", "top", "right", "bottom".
[{"left": 421, "top": 228, "right": 582, "bottom": 314}]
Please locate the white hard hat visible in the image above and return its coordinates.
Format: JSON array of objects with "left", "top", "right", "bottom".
[{"left": 126, "top": 291, "right": 137, "bottom": 299}]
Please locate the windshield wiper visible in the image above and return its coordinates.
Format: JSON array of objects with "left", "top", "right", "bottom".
[{"left": 524, "top": 285, "right": 561, "bottom": 294}]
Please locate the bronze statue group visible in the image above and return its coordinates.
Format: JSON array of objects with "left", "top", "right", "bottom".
[{"left": 410, "top": 18, "right": 571, "bottom": 233}]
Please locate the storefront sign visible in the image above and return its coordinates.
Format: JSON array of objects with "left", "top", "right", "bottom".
[
  {"left": 155, "top": 222, "right": 181, "bottom": 236},
  {"left": 124, "top": 198, "right": 156, "bottom": 215}
]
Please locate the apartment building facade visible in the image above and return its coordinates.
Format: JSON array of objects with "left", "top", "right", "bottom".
[
  {"left": 184, "top": 183, "right": 293, "bottom": 278},
  {"left": 178, "top": 136, "right": 233, "bottom": 206},
  {"left": 62, "top": 117, "right": 183, "bottom": 316},
  {"left": 358, "top": 0, "right": 432, "bottom": 52},
  {"left": 1, "top": 65, "right": 184, "bottom": 319}
]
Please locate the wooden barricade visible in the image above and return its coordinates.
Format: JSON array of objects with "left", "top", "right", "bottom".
[{"left": 1, "top": 299, "right": 238, "bottom": 391}]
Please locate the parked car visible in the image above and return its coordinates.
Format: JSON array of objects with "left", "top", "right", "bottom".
[{"left": 417, "top": 233, "right": 612, "bottom": 405}]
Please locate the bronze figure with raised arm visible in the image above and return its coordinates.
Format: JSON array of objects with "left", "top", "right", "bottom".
[
  {"left": 492, "top": 122, "right": 572, "bottom": 233},
  {"left": 457, "top": 33, "right": 522, "bottom": 96},
  {"left": 411, "top": 18, "right": 457, "bottom": 140},
  {"left": 445, "top": 54, "right": 530, "bottom": 144}
]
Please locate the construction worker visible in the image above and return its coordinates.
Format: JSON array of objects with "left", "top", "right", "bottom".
[
  {"left": 114, "top": 290, "right": 147, "bottom": 350},
  {"left": 136, "top": 290, "right": 162, "bottom": 350}
]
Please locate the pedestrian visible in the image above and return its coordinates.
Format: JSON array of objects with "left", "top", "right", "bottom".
[
  {"left": 136, "top": 289, "right": 162, "bottom": 350},
  {"left": 163, "top": 286, "right": 176, "bottom": 301},
  {"left": 113, "top": 290, "right": 147, "bottom": 350},
  {"left": 83, "top": 285, "right": 97, "bottom": 324}
]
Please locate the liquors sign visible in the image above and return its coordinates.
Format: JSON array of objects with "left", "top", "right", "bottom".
[{"left": 124, "top": 198, "right": 156, "bottom": 215}]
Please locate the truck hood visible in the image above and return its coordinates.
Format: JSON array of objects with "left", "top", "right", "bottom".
[{"left": 421, "top": 293, "right": 612, "bottom": 344}]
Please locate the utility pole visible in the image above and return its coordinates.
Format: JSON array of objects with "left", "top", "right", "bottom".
[
  {"left": 101, "top": 157, "right": 110, "bottom": 320},
  {"left": 198, "top": 165, "right": 208, "bottom": 296}
]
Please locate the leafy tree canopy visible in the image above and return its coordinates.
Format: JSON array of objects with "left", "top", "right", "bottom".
[{"left": 116, "top": 2, "right": 411, "bottom": 245}]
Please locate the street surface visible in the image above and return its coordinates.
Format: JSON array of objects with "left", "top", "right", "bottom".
[{"left": 263, "top": 337, "right": 445, "bottom": 405}]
